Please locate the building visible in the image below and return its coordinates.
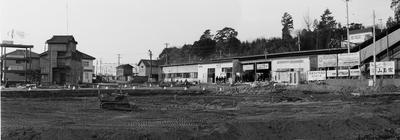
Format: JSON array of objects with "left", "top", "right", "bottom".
[
  {"left": 349, "top": 28, "right": 373, "bottom": 44},
  {"left": 40, "top": 35, "right": 95, "bottom": 85},
  {"left": 81, "top": 52, "right": 95, "bottom": 83},
  {"left": 137, "top": 59, "right": 160, "bottom": 82},
  {"left": 116, "top": 64, "right": 133, "bottom": 81},
  {"left": 160, "top": 24, "right": 400, "bottom": 84},
  {"left": 1, "top": 49, "right": 40, "bottom": 85}
]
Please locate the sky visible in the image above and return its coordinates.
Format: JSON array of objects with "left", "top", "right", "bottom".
[{"left": 0, "top": 0, "right": 394, "bottom": 66}]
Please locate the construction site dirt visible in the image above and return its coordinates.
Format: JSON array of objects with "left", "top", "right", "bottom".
[{"left": 2, "top": 89, "right": 400, "bottom": 140}]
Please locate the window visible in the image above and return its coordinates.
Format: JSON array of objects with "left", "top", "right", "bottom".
[
  {"left": 84, "top": 72, "right": 89, "bottom": 80},
  {"left": 83, "top": 61, "right": 90, "bottom": 67},
  {"left": 183, "top": 73, "right": 190, "bottom": 78},
  {"left": 177, "top": 73, "right": 182, "bottom": 78},
  {"left": 193, "top": 72, "right": 198, "bottom": 78},
  {"left": 16, "top": 60, "right": 25, "bottom": 64}
]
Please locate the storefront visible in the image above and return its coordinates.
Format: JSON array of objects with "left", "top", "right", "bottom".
[{"left": 271, "top": 57, "right": 310, "bottom": 83}]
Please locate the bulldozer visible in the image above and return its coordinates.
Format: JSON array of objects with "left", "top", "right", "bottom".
[{"left": 97, "top": 83, "right": 138, "bottom": 111}]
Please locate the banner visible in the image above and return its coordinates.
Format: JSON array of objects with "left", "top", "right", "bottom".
[
  {"left": 318, "top": 54, "right": 337, "bottom": 67},
  {"left": 337, "top": 70, "right": 349, "bottom": 77},
  {"left": 338, "top": 52, "right": 360, "bottom": 67},
  {"left": 256, "top": 63, "right": 269, "bottom": 70},
  {"left": 350, "top": 69, "right": 361, "bottom": 76},
  {"left": 243, "top": 64, "right": 254, "bottom": 71},
  {"left": 327, "top": 70, "right": 337, "bottom": 77},
  {"left": 370, "top": 61, "right": 395, "bottom": 75},
  {"left": 307, "top": 71, "right": 326, "bottom": 81}
]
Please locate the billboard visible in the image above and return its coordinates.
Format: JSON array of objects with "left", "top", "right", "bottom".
[
  {"left": 337, "top": 70, "right": 349, "bottom": 77},
  {"left": 350, "top": 69, "right": 361, "bottom": 76},
  {"left": 338, "top": 52, "right": 360, "bottom": 67},
  {"left": 318, "top": 54, "right": 337, "bottom": 67},
  {"left": 256, "top": 63, "right": 269, "bottom": 70},
  {"left": 327, "top": 70, "right": 337, "bottom": 77},
  {"left": 370, "top": 61, "right": 395, "bottom": 75},
  {"left": 243, "top": 64, "right": 254, "bottom": 71},
  {"left": 307, "top": 71, "right": 326, "bottom": 81}
]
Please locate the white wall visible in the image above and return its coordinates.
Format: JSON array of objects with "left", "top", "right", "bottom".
[
  {"left": 198, "top": 62, "right": 232, "bottom": 83},
  {"left": 271, "top": 57, "right": 310, "bottom": 82},
  {"left": 162, "top": 64, "right": 198, "bottom": 82}
]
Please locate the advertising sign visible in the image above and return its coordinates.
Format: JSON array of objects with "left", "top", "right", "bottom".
[
  {"left": 243, "top": 64, "right": 254, "bottom": 71},
  {"left": 256, "top": 63, "right": 269, "bottom": 70},
  {"left": 307, "top": 71, "right": 326, "bottom": 81},
  {"left": 327, "top": 70, "right": 337, "bottom": 77},
  {"left": 318, "top": 54, "right": 337, "bottom": 67},
  {"left": 337, "top": 70, "right": 349, "bottom": 77},
  {"left": 370, "top": 61, "right": 395, "bottom": 75},
  {"left": 350, "top": 69, "right": 361, "bottom": 76},
  {"left": 8, "top": 65, "right": 23, "bottom": 70},
  {"left": 338, "top": 52, "right": 360, "bottom": 67}
]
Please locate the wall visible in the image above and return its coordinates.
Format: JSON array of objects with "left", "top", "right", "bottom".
[
  {"left": 198, "top": 62, "right": 233, "bottom": 83},
  {"left": 162, "top": 64, "right": 198, "bottom": 82},
  {"left": 271, "top": 57, "right": 310, "bottom": 82}
]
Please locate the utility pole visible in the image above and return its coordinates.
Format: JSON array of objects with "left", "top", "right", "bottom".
[
  {"left": 100, "top": 58, "right": 102, "bottom": 76},
  {"left": 219, "top": 50, "right": 222, "bottom": 59},
  {"left": 117, "top": 54, "right": 121, "bottom": 66},
  {"left": 148, "top": 50, "right": 153, "bottom": 82},
  {"left": 346, "top": 0, "right": 350, "bottom": 53},
  {"left": 165, "top": 43, "right": 169, "bottom": 65},
  {"left": 373, "top": 10, "right": 377, "bottom": 87},
  {"left": 298, "top": 32, "right": 301, "bottom": 51}
]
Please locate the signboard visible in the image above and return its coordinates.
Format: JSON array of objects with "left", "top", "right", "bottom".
[
  {"left": 327, "top": 70, "right": 337, "bottom": 77},
  {"left": 350, "top": 69, "right": 361, "bottom": 76},
  {"left": 243, "top": 64, "right": 254, "bottom": 71},
  {"left": 318, "top": 54, "right": 337, "bottom": 67},
  {"left": 370, "top": 61, "right": 395, "bottom": 75},
  {"left": 337, "top": 70, "right": 349, "bottom": 77},
  {"left": 307, "top": 71, "right": 326, "bottom": 81},
  {"left": 338, "top": 52, "right": 360, "bottom": 67},
  {"left": 256, "top": 63, "right": 269, "bottom": 70},
  {"left": 8, "top": 65, "right": 23, "bottom": 70}
]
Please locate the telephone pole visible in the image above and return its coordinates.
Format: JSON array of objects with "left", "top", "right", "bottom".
[
  {"left": 117, "top": 54, "right": 121, "bottom": 66},
  {"left": 148, "top": 50, "right": 153, "bottom": 82},
  {"left": 346, "top": 0, "right": 350, "bottom": 53},
  {"left": 373, "top": 10, "right": 377, "bottom": 86},
  {"left": 165, "top": 43, "right": 169, "bottom": 65}
]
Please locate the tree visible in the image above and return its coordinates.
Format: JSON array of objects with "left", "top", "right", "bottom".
[
  {"left": 200, "top": 29, "right": 213, "bottom": 40},
  {"left": 316, "top": 9, "right": 338, "bottom": 49},
  {"left": 281, "top": 12, "right": 294, "bottom": 40},
  {"left": 214, "top": 27, "right": 238, "bottom": 43},
  {"left": 193, "top": 29, "right": 217, "bottom": 60},
  {"left": 391, "top": 0, "right": 400, "bottom": 22},
  {"left": 387, "top": 16, "right": 397, "bottom": 28},
  {"left": 214, "top": 27, "right": 240, "bottom": 57}
]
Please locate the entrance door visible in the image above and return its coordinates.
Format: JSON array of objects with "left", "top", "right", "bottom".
[{"left": 207, "top": 68, "right": 215, "bottom": 83}]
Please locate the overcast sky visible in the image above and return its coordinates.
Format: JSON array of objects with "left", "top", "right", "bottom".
[{"left": 0, "top": 0, "right": 394, "bottom": 65}]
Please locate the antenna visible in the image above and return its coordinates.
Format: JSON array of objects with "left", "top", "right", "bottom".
[{"left": 66, "top": 0, "right": 69, "bottom": 34}]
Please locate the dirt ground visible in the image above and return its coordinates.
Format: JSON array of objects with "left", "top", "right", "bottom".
[{"left": 2, "top": 90, "right": 400, "bottom": 140}]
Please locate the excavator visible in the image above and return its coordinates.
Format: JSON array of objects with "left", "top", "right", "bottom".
[{"left": 97, "top": 83, "right": 138, "bottom": 111}]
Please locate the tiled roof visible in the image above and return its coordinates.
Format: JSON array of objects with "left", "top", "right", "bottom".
[
  {"left": 77, "top": 51, "right": 95, "bottom": 60},
  {"left": 46, "top": 35, "right": 78, "bottom": 44},
  {"left": 117, "top": 64, "right": 133, "bottom": 69},
  {"left": 3, "top": 49, "right": 40, "bottom": 58},
  {"left": 39, "top": 50, "right": 95, "bottom": 60},
  {"left": 138, "top": 59, "right": 160, "bottom": 67}
]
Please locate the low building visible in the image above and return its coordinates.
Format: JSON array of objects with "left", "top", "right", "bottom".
[
  {"left": 137, "top": 59, "right": 160, "bottom": 82},
  {"left": 40, "top": 35, "right": 95, "bottom": 85},
  {"left": 116, "top": 64, "right": 133, "bottom": 81},
  {"left": 1, "top": 49, "right": 40, "bottom": 85}
]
